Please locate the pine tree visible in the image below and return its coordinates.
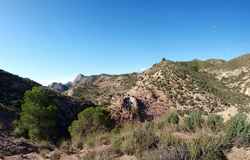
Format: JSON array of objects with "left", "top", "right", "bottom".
[{"left": 18, "top": 87, "right": 60, "bottom": 142}]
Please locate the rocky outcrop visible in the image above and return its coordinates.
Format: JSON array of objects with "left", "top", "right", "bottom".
[
  {"left": 73, "top": 74, "right": 113, "bottom": 86},
  {"left": 72, "top": 74, "right": 85, "bottom": 86},
  {"left": 48, "top": 82, "right": 72, "bottom": 92},
  {"left": 108, "top": 95, "right": 140, "bottom": 126},
  {"left": 49, "top": 74, "right": 114, "bottom": 92}
]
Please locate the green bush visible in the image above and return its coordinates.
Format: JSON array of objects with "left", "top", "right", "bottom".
[
  {"left": 207, "top": 114, "right": 224, "bottom": 131},
  {"left": 69, "top": 107, "right": 115, "bottom": 138},
  {"left": 166, "top": 113, "right": 179, "bottom": 124},
  {"left": 224, "top": 111, "right": 250, "bottom": 146},
  {"left": 17, "top": 87, "right": 60, "bottom": 142},
  {"left": 183, "top": 112, "right": 203, "bottom": 130}
]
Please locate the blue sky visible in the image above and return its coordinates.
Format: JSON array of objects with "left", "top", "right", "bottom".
[{"left": 0, "top": 0, "right": 250, "bottom": 85}]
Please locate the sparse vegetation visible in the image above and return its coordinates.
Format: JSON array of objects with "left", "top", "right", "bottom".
[
  {"left": 59, "top": 139, "right": 71, "bottom": 153},
  {"left": 39, "top": 150, "right": 47, "bottom": 158},
  {"left": 50, "top": 150, "right": 61, "bottom": 160},
  {"left": 191, "top": 65, "right": 199, "bottom": 72}
]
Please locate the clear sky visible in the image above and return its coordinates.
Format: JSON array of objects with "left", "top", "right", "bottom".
[{"left": 0, "top": 0, "right": 250, "bottom": 86}]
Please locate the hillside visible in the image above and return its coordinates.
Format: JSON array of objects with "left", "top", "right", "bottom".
[
  {"left": 196, "top": 54, "right": 250, "bottom": 98},
  {"left": 0, "top": 69, "right": 41, "bottom": 105},
  {"left": 68, "top": 57, "right": 250, "bottom": 126},
  {"left": 0, "top": 69, "right": 95, "bottom": 156},
  {"left": 0, "top": 69, "right": 41, "bottom": 134},
  {"left": 2, "top": 54, "right": 250, "bottom": 159}
]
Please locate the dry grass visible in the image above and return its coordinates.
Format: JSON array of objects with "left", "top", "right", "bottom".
[{"left": 69, "top": 110, "right": 250, "bottom": 159}]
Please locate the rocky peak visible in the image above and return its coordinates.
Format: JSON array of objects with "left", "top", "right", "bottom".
[{"left": 72, "top": 74, "right": 85, "bottom": 86}]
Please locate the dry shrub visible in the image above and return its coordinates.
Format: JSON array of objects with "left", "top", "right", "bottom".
[
  {"left": 59, "top": 140, "right": 71, "bottom": 153},
  {"left": 50, "top": 150, "right": 61, "bottom": 160},
  {"left": 140, "top": 144, "right": 190, "bottom": 160},
  {"left": 84, "top": 132, "right": 111, "bottom": 148},
  {"left": 187, "top": 133, "right": 227, "bottom": 160},
  {"left": 79, "top": 148, "right": 113, "bottom": 160},
  {"left": 121, "top": 126, "right": 158, "bottom": 155}
]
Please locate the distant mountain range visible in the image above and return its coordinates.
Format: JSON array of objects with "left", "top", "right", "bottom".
[{"left": 48, "top": 73, "right": 116, "bottom": 91}]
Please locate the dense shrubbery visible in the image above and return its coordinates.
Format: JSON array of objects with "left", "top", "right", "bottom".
[
  {"left": 69, "top": 107, "right": 115, "bottom": 140},
  {"left": 15, "top": 87, "right": 60, "bottom": 142}
]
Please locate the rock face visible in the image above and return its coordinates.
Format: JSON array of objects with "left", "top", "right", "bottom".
[
  {"left": 72, "top": 74, "right": 85, "bottom": 86},
  {"left": 72, "top": 74, "right": 113, "bottom": 86},
  {"left": 48, "top": 82, "right": 72, "bottom": 92},
  {"left": 49, "top": 74, "right": 113, "bottom": 92},
  {"left": 108, "top": 95, "right": 140, "bottom": 126}
]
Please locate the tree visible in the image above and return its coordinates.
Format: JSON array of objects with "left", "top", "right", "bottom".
[
  {"left": 18, "top": 87, "right": 60, "bottom": 142},
  {"left": 69, "top": 107, "right": 115, "bottom": 138}
]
